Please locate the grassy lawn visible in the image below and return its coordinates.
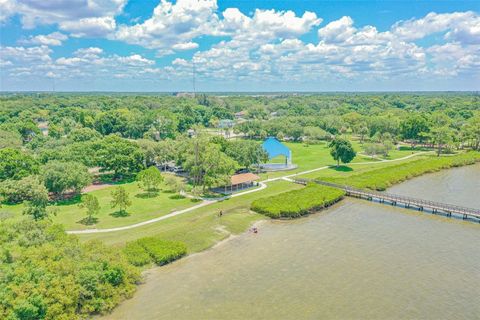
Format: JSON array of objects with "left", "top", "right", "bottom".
[
  {"left": 75, "top": 152, "right": 426, "bottom": 249},
  {"left": 259, "top": 140, "right": 428, "bottom": 180},
  {"left": 318, "top": 152, "right": 480, "bottom": 191},
  {"left": 77, "top": 180, "right": 302, "bottom": 251},
  {"left": 0, "top": 180, "right": 198, "bottom": 230},
  {"left": 0, "top": 141, "right": 433, "bottom": 233},
  {"left": 259, "top": 141, "right": 376, "bottom": 179},
  {"left": 350, "top": 140, "right": 433, "bottom": 161},
  {"left": 297, "top": 154, "right": 429, "bottom": 180}
]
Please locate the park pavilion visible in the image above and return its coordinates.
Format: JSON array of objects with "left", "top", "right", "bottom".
[
  {"left": 260, "top": 137, "right": 297, "bottom": 171},
  {"left": 225, "top": 172, "right": 260, "bottom": 193}
]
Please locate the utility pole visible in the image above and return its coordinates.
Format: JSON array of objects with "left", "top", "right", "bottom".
[{"left": 192, "top": 59, "right": 196, "bottom": 96}]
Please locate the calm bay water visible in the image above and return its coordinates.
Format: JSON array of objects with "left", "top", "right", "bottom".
[{"left": 105, "top": 164, "right": 480, "bottom": 320}]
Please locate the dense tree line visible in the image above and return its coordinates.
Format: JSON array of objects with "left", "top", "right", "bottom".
[
  {"left": 1, "top": 93, "right": 479, "bottom": 204},
  {"left": 0, "top": 220, "right": 139, "bottom": 319}
]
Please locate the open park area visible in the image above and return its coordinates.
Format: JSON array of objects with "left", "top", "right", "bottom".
[{"left": 1, "top": 93, "right": 479, "bottom": 319}]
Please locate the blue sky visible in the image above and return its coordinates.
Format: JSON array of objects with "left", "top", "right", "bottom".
[{"left": 1, "top": 0, "right": 479, "bottom": 92}]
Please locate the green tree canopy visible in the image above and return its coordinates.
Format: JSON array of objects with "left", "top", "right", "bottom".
[
  {"left": 183, "top": 136, "right": 238, "bottom": 190},
  {"left": 69, "top": 127, "right": 102, "bottom": 142},
  {"left": 111, "top": 186, "right": 132, "bottom": 215},
  {"left": 329, "top": 138, "right": 356, "bottom": 166},
  {"left": 224, "top": 140, "right": 268, "bottom": 170},
  {"left": 400, "top": 114, "right": 430, "bottom": 143},
  {"left": 137, "top": 166, "right": 164, "bottom": 192},
  {"left": 0, "top": 148, "right": 39, "bottom": 181},
  {"left": 22, "top": 179, "right": 50, "bottom": 221},
  {"left": 41, "top": 161, "right": 92, "bottom": 196},
  {"left": 79, "top": 194, "right": 100, "bottom": 224},
  {"left": 0, "top": 220, "right": 139, "bottom": 319},
  {"left": 97, "top": 135, "right": 145, "bottom": 178},
  {"left": 0, "top": 129, "right": 22, "bottom": 149}
]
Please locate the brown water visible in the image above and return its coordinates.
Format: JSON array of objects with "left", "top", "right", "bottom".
[{"left": 105, "top": 164, "right": 480, "bottom": 320}]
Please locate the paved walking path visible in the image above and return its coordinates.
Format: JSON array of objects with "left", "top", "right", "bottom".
[{"left": 67, "top": 152, "right": 429, "bottom": 235}]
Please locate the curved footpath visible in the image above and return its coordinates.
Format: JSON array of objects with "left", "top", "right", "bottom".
[{"left": 67, "top": 152, "right": 430, "bottom": 235}]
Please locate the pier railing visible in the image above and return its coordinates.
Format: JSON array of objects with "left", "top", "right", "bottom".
[{"left": 293, "top": 178, "right": 480, "bottom": 220}]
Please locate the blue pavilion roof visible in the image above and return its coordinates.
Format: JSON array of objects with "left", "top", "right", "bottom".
[{"left": 262, "top": 137, "right": 291, "bottom": 160}]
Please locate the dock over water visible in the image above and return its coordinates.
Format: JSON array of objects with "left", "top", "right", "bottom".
[{"left": 294, "top": 179, "right": 480, "bottom": 221}]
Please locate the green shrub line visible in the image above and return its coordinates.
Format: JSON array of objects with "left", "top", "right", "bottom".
[
  {"left": 123, "top": 241, "right": 152, "bottom": 267},
  {"left": 123, "top": 237, "right": 187, "bottom": 267},
  {"left": 251, "top": 183, "right": 345, "bottom": 219},
  {"left": 321, "top": 152, "right": 480, "bottom": 191}
]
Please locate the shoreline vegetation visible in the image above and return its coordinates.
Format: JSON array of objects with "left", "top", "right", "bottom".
[
  {"left": 250, "top": 152, "right": 480, "bottom": 219},
  {"left": 251, "top": 183, "right": 345, "bottom": 218},
  {"left": 123, "top": 237, "right": 187, "bottom": 267},
  {"left": 320, "top": 152, "right": 480, "bottom": 191}
]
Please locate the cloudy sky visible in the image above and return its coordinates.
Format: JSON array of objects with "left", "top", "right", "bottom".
[{"left": 1, "top": 0, "right": 479, "bottom": 92}]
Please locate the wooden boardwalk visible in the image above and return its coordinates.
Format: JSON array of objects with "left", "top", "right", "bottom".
[{"left": 294, "top": 179, "right": 480, "bottom": 221}]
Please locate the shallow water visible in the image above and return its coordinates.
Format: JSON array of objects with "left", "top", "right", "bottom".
[{"left": 105, "top": 164, "right": 480, "bottom": 320}]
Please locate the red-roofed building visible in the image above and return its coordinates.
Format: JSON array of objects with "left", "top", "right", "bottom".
[{"left": 225, "top": 172, "right": 260, "bottom": 193}]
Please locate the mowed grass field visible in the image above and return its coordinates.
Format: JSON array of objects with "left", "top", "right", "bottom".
[
  {"left": 297, "top": 154, "right": 430, "bottom": 180},
  {"left": 78, "top": 180, "right": 303, "bottom": 251},
  {"left": 259, "top": 140, "right": 423, "bottom": 179},
  {"left": 0, "top": 138, "right": 440, "bottom": 255},
  {"left": 75, "top": 150, "right": 431, "bottom": 250},
  {"left": 1, "top": 179, "right": 197, "bottom": 230}
]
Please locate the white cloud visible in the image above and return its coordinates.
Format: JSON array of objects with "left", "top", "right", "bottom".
[
  {"left": 74, "top": 47, "right": 104, "bottom": 57},
  {"left": 168, "top": 12, "right": 480, "bottom": 83},
  {"left": 0, "top": 45, "right": 52, "bottom": 62},
  {"left": 0, "top": 0, "right": 16, "bottom": 22},
  {"left": 392, "top": 11, "right": 479, "bottom": 42},
  {"left": 115, "top": 0, "right": 220, "bottom": 55},
  {"left": 2, "top": 0, "right": 126, "bottom": 37},
  {"left": 221, "top": 8, "right": 321, "bottom": 43},
  {"left": 21, "top": 32, "right": 68, "bottom": 46},
  {"left": 445, "top": 13, "right": 480, "bottom": 44},
  {"left": 1, "top": 44, "right": 161, "bottom": 82},
  {"left": 318, "top": 16, "right": 356, "bottom": 42},
  {"left": 60, "top": 16, "right": 117, "bottom": 37},
  {"left": 1, "top": 3, "right": 479, "bottom": 88},
  {"left": 428, "top": 42, "right": 480, "bottom": 76},
  {"left": 115, "top": 1, "right": 320, "bottom": 56},
  {"left": 172, "top": 42, "right": 199, "bottom": 50},
  {"left": 117, "top": 54, "right": 155, "bottom": 66}
]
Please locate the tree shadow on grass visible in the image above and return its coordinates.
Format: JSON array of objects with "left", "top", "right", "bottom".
[
  {"left": 163, "top": 189, "right": 175, "bottom": 194},
  {"left": 110, "top": 210, "right": 130, "bottom": 218},
  {"left": 169, "top": 194, "right": 185, "bottom": 200},
  {"left": 77, "top": 217, "right": 99, "bottom": 225},
  {"left": 98, "top": 174, "right": 135, "bottom": 185},
  {"left": 329, "top": 165, "right": 353, "bottom": 172},
  {"left": 51, "top": 194, "right": 82, "bottom": 206},
  {"left": 135, "top": 191, "right": 159, "bottom": 199}
]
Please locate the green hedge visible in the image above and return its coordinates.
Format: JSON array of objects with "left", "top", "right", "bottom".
[
  {"left": 123, "top": 237, "right": 187, "bottom": 267},
  {"left": 323, "top": 152, "right": 480, "bottom": 191},
  {"left": 123, "top": 242, "right": 152, "bottom": 267},
  {"left": 251, "top": 183, "right": 345, "bottom": 219}
]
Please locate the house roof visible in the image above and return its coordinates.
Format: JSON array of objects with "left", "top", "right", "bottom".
[{"left": 230, "top": 173, "right": 260, "bottom": 185}]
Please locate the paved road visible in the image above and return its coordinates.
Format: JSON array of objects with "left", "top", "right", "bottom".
[{"left": 67, "top": 152, "right": 429, "bottom": 235}]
